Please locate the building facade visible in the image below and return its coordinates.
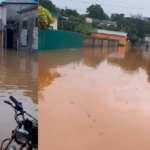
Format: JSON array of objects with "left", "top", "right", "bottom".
[
  {"left": 93, "top": 30, "right": 128, "bottom": 46},
  {"left": 19, "top": 5, "right": 38, "bottom": 54},
  {"left": 85, "top": 17, "right": 93, "bottom": 23},
  {"left": 50, "top": 12, "right": 64, "bottom": 30},
  {"left": 0, "top": 0, "right": 37, "bottom": 49}
]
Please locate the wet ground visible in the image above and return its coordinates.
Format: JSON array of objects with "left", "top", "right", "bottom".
[
  {"left": 39, "top": 46, "right": 150, "bottom": 150},
  {"left": 0, "top": 49, "right": 38, "bottom": 145}
]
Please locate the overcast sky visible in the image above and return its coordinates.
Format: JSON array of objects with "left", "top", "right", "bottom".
[{"left": 51, "top": 0, "right": 150, "bottom": 17}]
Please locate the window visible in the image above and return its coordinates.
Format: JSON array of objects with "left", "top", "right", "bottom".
[
  {"left": 35, "top": 18, "right": 38, "bottom": 27},
  {"left": 22, "top": 20, "right": 27, "bottom": 29}
]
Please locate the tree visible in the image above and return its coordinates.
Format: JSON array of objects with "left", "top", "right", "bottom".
[
  {"left": 39, "top": 0, "right": 58, "bottom": 13},
  {"left": 60, "top": 8, "right": 79, "bottom": 17},
  {"left": 111, "top": 13, "right": 125, "bottom": 21},
  {"left": 86, "top": 4, "right": 109, "bottom": 20},
  {"left": 38, "top": 6, "right": 54, "bottom": 30},
  {"left": 58, "top": 16, "right": 97, "bottom": 35}
]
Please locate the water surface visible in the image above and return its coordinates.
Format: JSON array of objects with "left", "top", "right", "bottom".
[
  {"left": 39, "top": 47, "right": 150, "bottom": 150},
  {"left": 0, "top": 49, "right": 38, "bottom": 144}
]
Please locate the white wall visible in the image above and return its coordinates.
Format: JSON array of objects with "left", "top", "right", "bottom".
[
  {"left": 86, "top": 17, "right": 92, "bottom": 23},
  {"left": 144, "top": 37, "right": 150, "bottom": 42},
  {"left": 51, "top": 17, "right": 58, "bottom": 30},
  {"left": 0, "top": 5, "right": 6, "bottom": 28}
]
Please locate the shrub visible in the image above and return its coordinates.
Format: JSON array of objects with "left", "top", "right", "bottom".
[{"left": 38, "top": 6, "right": 54, "bottom": 30}]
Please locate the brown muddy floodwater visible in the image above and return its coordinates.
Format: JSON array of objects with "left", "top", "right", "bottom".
[
  {"left": 0, "top": 49, "right": 38, "bottom": 145},
  {"left": 39, "top": 47, "right": 150, "bottom": 150}
]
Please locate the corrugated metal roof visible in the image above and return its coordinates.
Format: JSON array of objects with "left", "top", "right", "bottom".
[
  {"left": 18, "top": 5, "right": 38, "bottom": 13},
  {"left": 3, "top": 0, "right": 37, "bottom": 3},
  {"left": 50, "top": 12, "right": 64, "bottom": 18},
  {"left": 98, "top": 29, "right": 127, "bottom": 37}
]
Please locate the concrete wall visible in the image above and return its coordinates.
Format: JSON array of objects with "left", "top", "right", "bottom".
[
  {"left": 19, "top": 6, "right": 38, "bottom": 54},
  {"left": 0, "top": 5, "right": 6, "bottom": 48},
  {"left": 0, "top": 32, "right": 2, "bottom": 47},
  {"left": 6, "top": 3, "right": 36, "bottom": 19},
  {"left": 0, "top": 5, "right": 6, "bottom": 27}
]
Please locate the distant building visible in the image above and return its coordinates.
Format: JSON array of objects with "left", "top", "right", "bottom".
[
  {"left": 141, "top": 17, "right": 148, "bottom": 22},
  {"left": 99, "top": 21, "right": 117, "bottom": 27},
  {"left": 144, "top": 34, "right": 150, "bottom": 42},
  {"left": 50, "top": 12, "right": 65, "bottom": 30},
  {"left": 93, "top": 29, "right": 128, "bottom": 45},
  {"left": 85, "top": 17, "right": 117, "bottom": 27},
  {"left": 85, "top": 17, "right": 93, "bottom": 23}
]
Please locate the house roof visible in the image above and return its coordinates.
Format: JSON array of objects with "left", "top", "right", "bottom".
[
  {"left": 97, "top": 29, "right": 127, "bottom": 37},
  {"left": 50, "top": 12, "right": 64, "bottom": 18},
  {"left": 2, "top": 0, "right": 37, "bottom": 4},
  {"left": 18, "top": 4, "right": 38, "bottom": 13}
]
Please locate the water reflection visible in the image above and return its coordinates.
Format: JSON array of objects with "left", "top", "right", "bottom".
[
  {"left": 39, "top": 46, "right": 150, "bottom": 150},
  {"left": 107, "top": 47, "right": 150, "bottom": 83},
  {"left": 38, "top": 68, "right": 61, "bottom": 101},
  {"left": 82, "top": 47, "right": 118, "bottom": 68},
  {"left": 0, "top": 49, "right": 38, "bottom": 145},
  {"left": 0, "top": 49, "right": 38, "bottom": 103}
]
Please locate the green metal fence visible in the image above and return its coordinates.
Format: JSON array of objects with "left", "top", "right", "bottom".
[{"left": 38, "top": 30, "right": 83, "bottom": 51}]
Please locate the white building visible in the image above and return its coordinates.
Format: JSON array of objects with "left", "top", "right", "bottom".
[
  {"left": 50, "top": 12, "right": 66, "bottom": 30},
  {"left": 85, "top": 17, "right": 93, "bottom": 23},
  {"left": 0, "top": 0, "right": 37, "bottom": 49}
]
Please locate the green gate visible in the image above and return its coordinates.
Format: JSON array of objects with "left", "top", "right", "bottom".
[{"left": 38, "top": 30, "right": 83, "bottom": 51}]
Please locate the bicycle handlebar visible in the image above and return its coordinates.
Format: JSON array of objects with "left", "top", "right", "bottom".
[
  {"left": 4, "top": 101, "right": 12, "bottom": 106},
  {"left": 10, "top": 96, "right": 20, "bottom": 105},
  {"left": 4, "top": 96, "right": 37, "bottom": 123}
]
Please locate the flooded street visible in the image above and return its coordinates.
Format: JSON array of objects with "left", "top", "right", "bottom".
[
  {"left": 39, "top": 47, "right": 150, "bottom": 150},
  {"left": 0, "top": 49, "right": 38, "bottom": 144}
]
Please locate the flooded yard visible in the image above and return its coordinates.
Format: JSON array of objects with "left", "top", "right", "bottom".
[
  {"left": 0, "top": 49, "right": 38, "bottom": 143},
  {"left": 39, "top": 46, "right": 150, "bottom": 150}
]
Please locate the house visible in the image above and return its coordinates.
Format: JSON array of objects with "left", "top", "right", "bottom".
[
  {"left": 99, "top": 21, "right": 117, "bottom": 27},
  {"left": 0, "top": 4, "right": 6, "bottom": 47},
  {"left": 18, "top": 5, "right": 38, "bottom": 54},
  {"left": 50, "top": 12, "right": 66, "bottom": 30},
  {"left": 144, "top": 34, "right": 150, "bottom": 42},
  {"left": 0, "top": 0, "right": 37, "bottom": 49},
  {"left": 85, "top": 17, "right": 93, "bottom": 23},
  {"left": 93, "top": 29, "right": 128, "bottom": 45}
]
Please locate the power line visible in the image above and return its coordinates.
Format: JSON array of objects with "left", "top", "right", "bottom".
[
  {"left": 66, "top": 0, "right": 150, "bottom": 11},
  {"left": 67, "top": 0, "right": 150, "bottom": 8}
]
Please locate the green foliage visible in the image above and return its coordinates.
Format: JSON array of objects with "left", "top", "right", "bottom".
[
  {"left": 38, "top": 6, "right": 54, "bottom": 30},
  {"left": 86, "top": 4, "right": 109, "bottom": 20},
  {"left": 39, "top": 0, "right": 57, "bottom": 13},
  {"left": 39, "top": 0, "right": 150, "bottom": 43},
  {"left": 59, "top": 9, "right": 79, "bottom": 17},
  {"left": 111, "top": 14, "right": 125, "bottom": 21},
  {"left": 58, "top": 16, "right": 97, "bottom": 35}
]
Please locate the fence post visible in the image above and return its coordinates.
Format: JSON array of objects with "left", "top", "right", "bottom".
[
  {"left": 101, "top": 39, "right": 103, "bottom": 50},
  {"left": 93, "top": 38, "right": 95, "bottom": 48}
]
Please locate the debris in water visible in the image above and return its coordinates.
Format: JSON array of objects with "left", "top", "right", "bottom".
[
  {"left": 87, "top": 113, "right": 90, "bottom": 117},
  {"left": 99, "top": 132, "right": 104, "bottom": 135}
]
